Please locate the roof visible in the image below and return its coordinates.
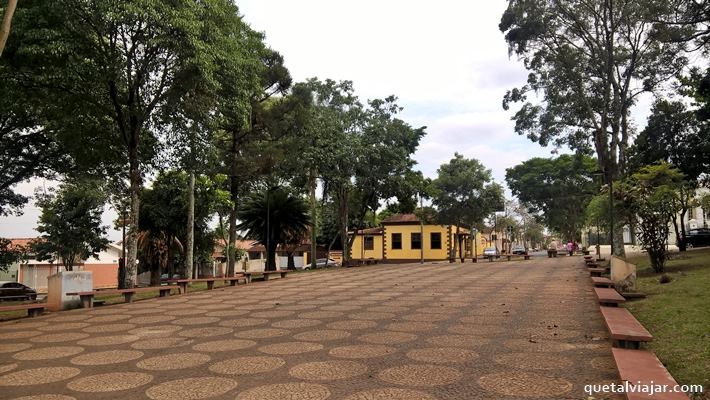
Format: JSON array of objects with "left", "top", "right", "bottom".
[
  {"left": 349, "top": 228, "right": 384, "bottom": 235},
  {"left": 381, "top": 214, "right": 420, "bottom": 224},
  {"left": 6, "top": 238, "right": 36, "bottom": 249}
]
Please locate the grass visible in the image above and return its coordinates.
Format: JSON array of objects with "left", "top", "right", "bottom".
[{"left": 623, "top": 248, "right": 710, "bottom": 399}]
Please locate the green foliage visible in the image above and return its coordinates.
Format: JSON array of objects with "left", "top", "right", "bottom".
[
  {"left": 432, "top": 153, "right": 504, "bottom": 227},
  {"left": 31, "top": 181, "right": 109, "bottom": 271},
  {"left": 499, "top": 0, "right": 687, "bottom": 185},
  {"left": 506, "top": 154, "right": 597, "bottom": 241},
  {"left": 0, "top": 68, "right": 67, "bottom": 216},
  {"left": 0, "top": 238, "right": 24, "bottom": 273},
  {"left": 631, "top": 99, "right": 710, "bottom": 182},
  {"left": 621, "top": 163, "right": 684, "bottom": 272},
  {"left": 139, "top": 171, "right": 229, "bottom": 274},
  {"left": 237, "top": 187, "right": 310, "bottom": 271}
]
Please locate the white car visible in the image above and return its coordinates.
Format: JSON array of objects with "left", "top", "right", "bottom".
[
  {"left": 303, "top": 258, "right": 339, "bottom": 269},
  {"left": 482, "top": 247, "right": 500, "bottom": 257}
]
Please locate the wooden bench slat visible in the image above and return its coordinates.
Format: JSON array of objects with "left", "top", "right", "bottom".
[
  {"left": 612, "top": 348, "right": 689, "bottom": 400},
  {"left": 594, "top": 287, "right": 626, "bottom": 306},
  {"left": 0, "top": 304, "right": 45, "bottom": 311},
  {"left": 600, "top": 306, "right": 652, "bottom": 345},
  {"left": 592, "top": 277, "right": 615, "bottom": 288},
  {"left": 0, "top": 303, "right": 46, "bottom": 318}
]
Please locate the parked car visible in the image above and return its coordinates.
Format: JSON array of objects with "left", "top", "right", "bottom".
[
  {"left": 303, "top": 258, "right": 340, "bottom": 269},
  {"left": 511, "top": 245, "right": 527, "bottom": 255},
  {"left": 0, "top": 281, "right": 37, "bottom": 301},
  {"left": 483, "top": 247, "right": 500, "bottom": 257},
  {"left": 685, "top": 228, "right": 710, "bottom": 248}
]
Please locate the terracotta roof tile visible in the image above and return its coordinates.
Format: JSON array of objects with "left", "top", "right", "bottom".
[{"left": 381, "top": 214, "right": 419, "bottom": 224}]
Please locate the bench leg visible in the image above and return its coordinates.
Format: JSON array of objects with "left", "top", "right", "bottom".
[
  {"left": 615, "top": 340, "right": 641, "bottom": 349},
  {"left": 281, "top": 272, "right": 287, "bottom": 278},
  {"left": 179, "top": 282, "right": 187, "bottom": 294},
  {"left": 80, "top": 295, "right": 93, "bottom": 309},
  {"left": 207, "top": 281, "right": 214, "bottom": 290},
  {"left": 124, "top": 292, "right": 134, "bottom": 303},
  {"left": 263, "top": 274, "right": 270, "bottom": 281},
  {"left": 159, "top": 289, "right": 170, "bottom": 297},
  {"left": 229, "top": 279, "right": 237, "bottom": 286},
  {"left": 27, "top": 308, "right": 43, "bottom": 317}
]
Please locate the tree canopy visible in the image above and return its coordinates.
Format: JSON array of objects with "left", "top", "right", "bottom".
[
  {"left": 30, "top": 181, "right": 109, "bottom": 271},
  {"left": 506, "top": 154, "right": 597, "bottom": 242}
]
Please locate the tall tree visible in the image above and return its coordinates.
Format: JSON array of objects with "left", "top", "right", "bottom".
[
  {"left": 6, "top": 0, "right": 224, "bottom": 287},
  {"left": 506, "top": 155, "right": 598, "bottom": 242},
  {"left": 621, "top": 163, "right": 684, "bottom": 272},
  {"left": 432, "top": 153, "right": 504, "bottom": 261},
  {"left": 499, "top": 0, "right": 687, "bottom": 255},
  {"left": 237, "top": 187, "right": 310, "bottom": 271},
  {"left": 31, "top": 181, "right": 109, "bottom": 272},
  {"left": 298, "top": 79, "right": 361, "bottom": 265},
  {"left": 219, "top": 46, "right": 292, "bottom": 276}
]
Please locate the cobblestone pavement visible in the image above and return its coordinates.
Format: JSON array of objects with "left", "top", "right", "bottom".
[{"left": 0, "top": 256, "right": 622, "bottom": 399}]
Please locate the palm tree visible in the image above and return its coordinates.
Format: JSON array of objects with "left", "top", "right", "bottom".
[
  {"left": 137, "top": 231, "right": 183, "bottom": 285},
  {"left": 237, "top": 187, "right": 310, "bottom": 271}
]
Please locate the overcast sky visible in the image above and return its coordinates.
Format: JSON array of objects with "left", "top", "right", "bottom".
[
  {"left": 1, "top": 1, "right": 653, "bottom": 240},
  {"left": 237, "top": 0, "right": 557, "bottom": 181}
]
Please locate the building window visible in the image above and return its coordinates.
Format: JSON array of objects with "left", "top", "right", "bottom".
[
  {"left": 430, "top": 232, "right": 442, "bottom": 249},
  {"left": 364, "top": 236, "right": 374, "bottom": 250},
  {"left": 392, "top": 233, "right": 402, "bottom": 249},
  {"left": 411, "top": 233, "right": 422, "bottom": 250}
]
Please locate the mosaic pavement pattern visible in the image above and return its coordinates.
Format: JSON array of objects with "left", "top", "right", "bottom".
[{"left": 0, "top": 257, "right": 622, "bottom": 399}]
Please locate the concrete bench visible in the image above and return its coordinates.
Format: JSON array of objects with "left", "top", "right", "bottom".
[
  {"left": 600, "top": 306, "right": 652, "bottom": 349},
  {"left": 68, "top": 286, "right": 173, "bottom": 308},
  {"left": 594, "top": 287, "right": 626, "bottom": 307},
  {"left": 0, "top": 303, "right": 46, "bottom": 317},
  {"left": 592, "top": 277, "right": 615, "bottom": 288},
  {"left": 244, "top": 270, "right": 288, "bottom": 283},
  {"left": 612, "top": 348, "right": 689, "bottom": 399},
  {"left": 168, "top": 276, "right": 246, "bottom": 294},
  {"left": 588, "top": 267, "right": 606, "bottom": 277}
]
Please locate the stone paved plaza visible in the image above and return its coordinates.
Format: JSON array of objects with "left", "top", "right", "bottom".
[{"left": 0, "top": 257, "right": 622, "bottom": 399}]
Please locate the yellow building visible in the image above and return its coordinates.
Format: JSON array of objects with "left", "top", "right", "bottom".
[{"left": 350, "top": 214, "right": 484, "bottom": 262}]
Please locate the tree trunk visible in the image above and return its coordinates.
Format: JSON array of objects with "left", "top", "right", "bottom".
[
  {"left": 167, "top": 235, "right": 175, "bottom": 278},
  {"left": 185, "top": 172, "right": 195, "bottom": 279},
  {"left": 677, "top": 209, "right": 688, "bottom": 252},
  {"left": 266, "top": 241, "right": 277, "bottom": 271},
  {"left": 226, "top": 142, "right": 239, "bottom": 276},
  {"left": 150, "top": 263, "right": 160, "bottom": 286},
  {"left": 338, "top": 185, "right": 350, "bottom": 264},
  {"left": 612, "top": 225, "right": 625, "bottom": 258},
  {"left": 457, "top": 225, "right": 463, "bottom": 262},
  {"left": 287, "top": 251, "right": 296, "bottom": 271},
  {"left": 309, "top": 170, "right": 318, "bottom": 269},
  {"left": 0, "top": 0, "right": 18, "bottom": 57},
  {"left": 125, "top": 136, "right": 141, "bottom": 289}
]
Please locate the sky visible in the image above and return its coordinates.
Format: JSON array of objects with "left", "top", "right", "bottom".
[{"left": 0, "top": 1, "right": 653, "bottom": 240}]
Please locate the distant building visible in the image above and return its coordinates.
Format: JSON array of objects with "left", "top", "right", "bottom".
[
  {"left": 350, "top": 213, "right": 482, "bottom": 263},
  {"left": 3, "top": 238, "right": 121, "bottom": 292}
]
